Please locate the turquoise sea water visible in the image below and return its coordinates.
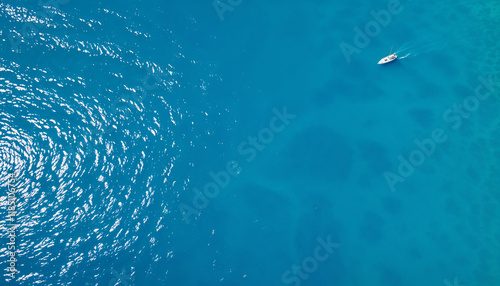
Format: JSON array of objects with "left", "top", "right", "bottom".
[{"left": 1, "top": 0, "right": 499, "bottom": 285}]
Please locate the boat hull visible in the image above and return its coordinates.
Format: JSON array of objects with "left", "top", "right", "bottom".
[{"left": 378, "top": 55, "right": 397, "bottom": 64}]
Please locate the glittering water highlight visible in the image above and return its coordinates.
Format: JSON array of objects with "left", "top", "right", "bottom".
[{"left": 1, "top": 0, "right": 500, "bottom": 285}]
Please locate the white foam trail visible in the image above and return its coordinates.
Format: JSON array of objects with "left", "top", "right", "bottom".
[
  {"left": 396, "top": 38, "right": 447, "bottom": 60},
  {"left": 399, "top": 53, "right": 411, "bottom": 59}
]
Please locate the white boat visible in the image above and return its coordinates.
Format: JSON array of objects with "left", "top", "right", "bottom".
[{"left": 378, "top": 53, "right": 397, "bottom": 64}]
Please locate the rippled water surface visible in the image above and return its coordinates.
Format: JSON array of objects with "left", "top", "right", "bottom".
[{"left": 1, "top": 0, "right": 500, "bottom": 285}]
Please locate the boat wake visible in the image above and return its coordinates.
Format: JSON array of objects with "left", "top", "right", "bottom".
[{"left": 396, "top": 38, "right": 447, "bottom": 60}]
